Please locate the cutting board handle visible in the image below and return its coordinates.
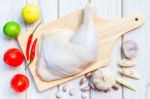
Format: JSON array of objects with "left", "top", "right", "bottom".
[
  {"left": 116, "top": 14, "right": 144, "bottom": 37},
  {"left": 97, "top": 14, "right": 144, "bottom": 40}
]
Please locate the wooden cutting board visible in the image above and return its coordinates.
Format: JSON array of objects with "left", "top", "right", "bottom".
[{"left": 18, "top": 9, "right": 144, "bottom": 92}]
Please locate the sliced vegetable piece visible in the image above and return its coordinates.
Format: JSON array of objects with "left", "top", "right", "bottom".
[
  {"left": 117, "top": 77, "right": 137, "bottom": 91},
  {"left": 118, "top": 59, "right": 137, "bottom": 67},
  {"left": 119, "top": 68, "right": 140, "bottom": 80}
]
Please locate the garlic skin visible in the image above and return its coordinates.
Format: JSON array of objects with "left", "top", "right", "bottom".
[
  {"left": 91, "top": 68, "right": 116, "bottom": 90},
  {"left": 37, "top": 4, "right": 99, "bottom": 81}
]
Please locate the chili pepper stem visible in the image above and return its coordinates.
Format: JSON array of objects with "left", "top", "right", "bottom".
[
  {"left": 31, "top": 22, "right": 42, "bottom": 35},
  {"left": 25, "top": 60, "right": 32, "bottom": 71}
]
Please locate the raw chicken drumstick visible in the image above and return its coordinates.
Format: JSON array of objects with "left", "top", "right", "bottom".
[{"left": 37, "top": 4, "right": 99, "bottom": 81}]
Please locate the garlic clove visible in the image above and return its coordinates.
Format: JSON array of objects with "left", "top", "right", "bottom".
[
  {"left": 89, "top": 82, "right": 96, "bottom": 89},
  {"left": 62, "top": 84, "right": 67, "bottom": 92},
  {"left": 81, "top": 92, "right": 88, "bottom": 99},
  {"left": 122, "top": 40, "right": 138, "bottom": 59},
  {"left": 104, "top": 89, "right": 111, "bottom": 93},
  {"left": 118, "top": 59, "right": 137, "bottom": 67},
  {"left": 119, "top": 68, "right": 140, "bottom": 80},
  {"left": 89, "top": 76, "right": 96, "bottom": 89},
  {"left": 112, "top": 83, "right": 120, "bottom": 90},
  {"left": 69, "top": 88, "right": 76, "bottom": 96},
  {"left": 80, "top": 77, "right": 88, "bottom": 86},
  {"left": 85, "top": 72, "right": 91, "bottom": 78},
  {"left": 81, "top": 85, "right": 90, "bottom": 92},
  {"left": 117, "top": 77, "right": 137, "bottom": 91},
  {"left": 55, "top": 91, "right": 62, "bottom": 99}
]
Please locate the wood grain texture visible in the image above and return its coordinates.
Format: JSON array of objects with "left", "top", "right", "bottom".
[
  {"left": 0, "top": 0, "right": 26, "bottom": 99},
  {"left": 123, "top": 0, "right": 150, "bottom": 99}
]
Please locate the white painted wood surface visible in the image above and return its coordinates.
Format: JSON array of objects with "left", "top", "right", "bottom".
[
  {"left": 0, "top": 0, "right": 26, "bottom": 99},
  {"left": 0, "top": 0, "right": 149, "bottom": 99}
]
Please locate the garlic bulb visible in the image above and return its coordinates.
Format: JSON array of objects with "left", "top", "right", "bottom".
[
  {"left": 91, "top": 68, "right": 116, "bottom": 90},
  {"left": 37, "top": 4, "right": 99, "bottom": 81}
]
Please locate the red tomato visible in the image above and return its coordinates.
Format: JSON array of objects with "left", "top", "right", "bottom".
[
  {"left": 4, "top": 48, "right": 24, "bottom": 67},
  {"left": 11, "top": 74, "right": 29, "bottom": 92}
]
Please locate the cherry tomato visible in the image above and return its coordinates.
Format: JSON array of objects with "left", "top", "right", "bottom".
[
  {"left": 4, "top": 48, "right": 24, "bottom": 67},
  {"left": 11, "top": 74, "right": 29, "bottom": 92}
]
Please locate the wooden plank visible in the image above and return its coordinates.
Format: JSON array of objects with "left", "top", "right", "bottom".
[
  {"left": 90, "top": 0, "right": 122, "bottom": 99},
  {"left": 26, "top": 0, "right": 57, "bottom": 99},
  {"left": 58, "top": 0, "right": 89, "bottom": 99},
  {"left": 123, "top": 0, "right": 149, "bottom": 99},
  {"left": 0, "top": 0, "right": 26, "bottom": 99}
]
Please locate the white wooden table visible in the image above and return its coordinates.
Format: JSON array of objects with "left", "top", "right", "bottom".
[{"left": 0, "top": 0, "right": 150, "bottom": 99}]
